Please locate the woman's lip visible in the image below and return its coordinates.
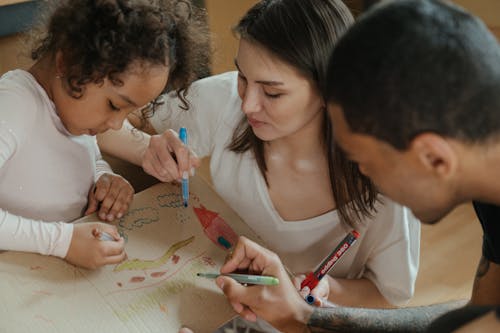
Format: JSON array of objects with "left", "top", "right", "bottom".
[{"left": 248, "top": 117, "right": 265, "bottom": 128}]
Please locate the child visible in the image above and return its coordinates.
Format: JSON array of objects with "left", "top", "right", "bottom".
[
  {"left": 0, "top": 0, "right": 209, "bottom": 269},
  {"left": 100, "top": 0, "right": 420, "bottom": 310}
]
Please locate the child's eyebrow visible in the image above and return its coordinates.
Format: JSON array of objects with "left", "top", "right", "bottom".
[{"left": 118, "top": 93, "right": 138, "bottom": 107}]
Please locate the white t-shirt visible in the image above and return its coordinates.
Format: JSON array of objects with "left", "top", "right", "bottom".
[
  {"left": 150, "top": 72, "right": 420, "bottom": 305},
  {"left": 0, "top": 70, "right": 112, "bottom": 258}
]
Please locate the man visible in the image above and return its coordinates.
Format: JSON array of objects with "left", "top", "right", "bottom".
[{"left": 207, "top": 0, "right": 500, "bottom": 332}]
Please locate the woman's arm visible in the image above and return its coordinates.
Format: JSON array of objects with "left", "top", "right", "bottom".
[{"left": 97, "top": 119, "right": 151, "bottom": 166}]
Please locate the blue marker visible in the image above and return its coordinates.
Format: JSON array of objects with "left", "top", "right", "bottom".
[{"left": 179, "top": 127, "right": 189, "bottom": 207}]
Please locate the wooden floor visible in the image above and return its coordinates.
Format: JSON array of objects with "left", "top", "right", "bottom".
[{"left": 408, "top": 203, "right": 482, "bottom": 306}]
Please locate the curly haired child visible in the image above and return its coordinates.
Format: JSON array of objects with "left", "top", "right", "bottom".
[{"left": 0, "top": 0, "right": 209, "bottom": 269}]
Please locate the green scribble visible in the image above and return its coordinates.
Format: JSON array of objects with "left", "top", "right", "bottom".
[
  {"left": 113, "top": 277, "right": 193, "bottom": 321},
  {"left": 113, "top": 236, "right": 195, "bottom": 272}
]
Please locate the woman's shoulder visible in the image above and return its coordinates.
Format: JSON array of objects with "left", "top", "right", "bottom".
[
  {"left": 365, "top": 195, "right": 420, "bottom": 230},
  {"left": 186, "top": 71, "right": 239, "bottom": 101}
]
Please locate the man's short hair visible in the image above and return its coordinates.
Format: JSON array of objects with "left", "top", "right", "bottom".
[{"left": 325, "top": 0, "right": 500, "bottom": 149}]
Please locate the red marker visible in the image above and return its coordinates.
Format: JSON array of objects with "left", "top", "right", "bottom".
[{"left": 300, "top": 230, "right": 360, "bottom": 304}]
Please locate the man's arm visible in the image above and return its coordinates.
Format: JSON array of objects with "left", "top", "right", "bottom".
[
  {"left": 470, "top": 256, "right": 500, "bottom": 304},
  {"left": 307, "top": 301, "right": 466, "bottom": 333}
]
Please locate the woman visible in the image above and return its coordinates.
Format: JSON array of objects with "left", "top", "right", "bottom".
[{"left": 99, "top": 0, "right": 419, "bottom": 309}]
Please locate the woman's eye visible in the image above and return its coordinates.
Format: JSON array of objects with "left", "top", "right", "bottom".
[
  {"left": 108, "top": 100, "right": 120, "bottom": 111},
  {"left": 265, "top": 92, "right": 282, "bottom": 99}
]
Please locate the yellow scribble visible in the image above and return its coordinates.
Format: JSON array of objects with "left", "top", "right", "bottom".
[{"left": 114, "top": 236, "right": 195, "bottom": 272}]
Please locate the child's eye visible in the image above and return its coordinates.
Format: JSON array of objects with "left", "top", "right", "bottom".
[{"left": 108, "top": 100, "right": 121, "bottom": 111}]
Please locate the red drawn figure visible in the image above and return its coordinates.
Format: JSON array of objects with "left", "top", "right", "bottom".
[{"left": 193, "top": 205, "right": 239, "bottom": 250}]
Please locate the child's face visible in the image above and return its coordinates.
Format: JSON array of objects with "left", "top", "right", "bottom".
[
  {"left": 235, "top": 39, "right": 325, "bottom": 142},
  {"left": 52, "top": 64, "right": 169, "bottom": 136}
]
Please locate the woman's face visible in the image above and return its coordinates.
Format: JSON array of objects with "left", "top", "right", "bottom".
[
  {"left": 235, "top": 39, "right": 324, "bottom": 142},
  {"left": 52, "top": 62, "right": 169, "bottom": 136}
]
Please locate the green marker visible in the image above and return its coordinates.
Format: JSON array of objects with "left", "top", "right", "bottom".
[{"left": 197, "top": 272, "right": 279, "bottom": 286}]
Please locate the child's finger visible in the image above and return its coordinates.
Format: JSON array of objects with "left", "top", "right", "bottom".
[
  {"left": 107, "top": 188, "right": 133, "bottom": 220},
  {"left": 94, "top": 176, "right": 112, "bottom": 202},
  {"left": 102, "top": 238, "right": 126, "bottom": 256},
  {"left": 98, "top": 184, "right": 121, "bottom": 221},
  {"left": 85, "top": 188, "right": 99, "bottom": 215},
  {"left": 102, "top": 251, "right": 127, "bottom": 265}
]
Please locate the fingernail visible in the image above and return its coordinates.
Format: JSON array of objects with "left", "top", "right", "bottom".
[
  {"left": 160, "top": 169, "right": 167, "bottom": 176},
  {"left": 182, "top": 171, "right": 188, "bottom": 180},
  {"left": 216, "top": 278, "right": 224, "bottom": 289},
  {"left": 190, "top": 167, "right": 195, "bottom": 176},
  {"left": 117, "top": 213, "right": 123, "bottom": 218},
  {"left": 107, "top": 214, "right": 114, "bottom": 221},
  {"left": 99, "top": 213, "right": 106, "bottom": 220}
]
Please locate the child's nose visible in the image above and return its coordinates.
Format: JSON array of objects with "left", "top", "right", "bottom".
[{"left": 107, "top": 113, "right": 127, "bottom": 130}]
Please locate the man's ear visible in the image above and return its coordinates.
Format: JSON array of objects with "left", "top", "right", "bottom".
[{"left": 409, "top": 133, "right": 458, "bottom": 178}]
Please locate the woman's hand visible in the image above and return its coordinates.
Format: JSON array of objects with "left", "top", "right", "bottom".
[
  {"left": 142, "top": 129, "right": 200, "bottom": 182},
  {"left": 85, "top": 173, "right": 134, "bottom": 222},
  {"left": 65, "top": 222, "right": 126, "bottom": 269},
  {"left": 294, "top": 273, "right": 331, "bottom": 307}
]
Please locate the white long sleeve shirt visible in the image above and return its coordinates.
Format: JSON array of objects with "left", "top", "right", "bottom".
[
  {"left": 0, "top": 70, "right": 112, "bottom": 258},
  {"left": 149, "top": 72, "right": 421, "bottom": 305}
]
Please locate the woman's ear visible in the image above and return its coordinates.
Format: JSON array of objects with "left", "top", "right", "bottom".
[{"left": 410, "top": 133, "right": 458, "bottom": 179}]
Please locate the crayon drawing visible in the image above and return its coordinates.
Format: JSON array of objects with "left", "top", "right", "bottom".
[{"left": 0, "top": 176, "right": 263, "bottom": 332}]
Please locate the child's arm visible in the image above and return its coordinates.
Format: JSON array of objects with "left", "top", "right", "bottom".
[
  {"left": 0, "top": 209, "right": 126, "bottom": 268},
  {"left": 97, "top": 119, "right": 152, "bottom": 166},
  {"left": 0, "top": 208, "right": 73, "bottom": 258}
]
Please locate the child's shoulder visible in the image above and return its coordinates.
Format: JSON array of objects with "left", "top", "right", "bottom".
[
  {"left": 1, "top": 69, "right": 45, "bottom": 104},
  {"left": 0, "top": 70, "right": 45, "bottom": 135}
]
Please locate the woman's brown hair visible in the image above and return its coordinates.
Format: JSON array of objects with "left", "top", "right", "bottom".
[{"left": 228, "top": 0, "right": 378, "bottom": 226}]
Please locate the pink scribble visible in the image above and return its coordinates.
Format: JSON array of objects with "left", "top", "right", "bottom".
[
  {"left": 30, "top": 266, "right": 44, "bottom": 270},
  {"left": 106, "top": 251, "right": 207, "bottom": 295},
  {"left": 171, "top": 254, "right": 180, "bottom": 264},
  {"left": 151, "top": 271, "right": 167, "bottom": 278},
  {"left": 202, "top": 256, "right": 216, "bottom": 267},
  {"left": 159, "top": 304, "right": 168, "bottom": 314},
  {"left": 130, "top": 276, "right": 145, "bottom": 283}
]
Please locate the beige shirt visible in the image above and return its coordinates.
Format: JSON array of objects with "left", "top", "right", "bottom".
[{"left": 0, "top": 70, "right": 112, "bottom": 258}]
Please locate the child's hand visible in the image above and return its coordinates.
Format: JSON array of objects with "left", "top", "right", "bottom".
[
  {"left": 142, "top": 129, "right": 200, "bottom": 183},
  {"left": 294, "top": 273, "right": 330, "bottom": 306},
  {"left": 65, "top": 222, "right": 126, "bottom": 269},
  {"left": 85, "top": 173, "right": 134, "bottom": 222}
]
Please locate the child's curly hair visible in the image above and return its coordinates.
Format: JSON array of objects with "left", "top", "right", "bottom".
[{"left": 30, "top": 0, "right": 210, "bottom": 115}]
